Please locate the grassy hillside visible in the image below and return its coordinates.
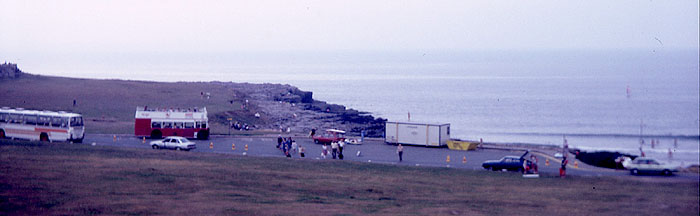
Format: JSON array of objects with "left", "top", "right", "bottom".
[
  {"left": 1, "top": 140, "right": 698, "bottom": 215},
  {"left": 1, "top": 74, "right": 276, "bottom": 134}
]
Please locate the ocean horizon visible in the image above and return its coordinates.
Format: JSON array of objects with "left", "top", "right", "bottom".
[{"left": 8, "top": 49, "right": 700, "bottom": 165}]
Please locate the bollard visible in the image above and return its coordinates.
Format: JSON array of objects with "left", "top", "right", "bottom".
[
  {"left": 574, "top": 160, "right": 578, "bottom": 168},
  {"left": 446, "top": 155, "right": 451, "bottom": 163},
  {"left": 232, "top": 143, "right": 236, "bottom": 150},
  {"left": 209, "top": 142, "right": 213, "bottom": 149},
  {"left": 142, "top": 137, "right": 146, "bottom": 144},
  {"left": 545, "top": 158, "right": 550, "bottom": 166},
  {"left": 244, "top": 144, "right": 248, "bottom": 151},
  {"left": 113, "top": 135, "right": 117, "bottom": 142},
  {"left": 462, "top": 156, "right": 467, "bottom": 164}
]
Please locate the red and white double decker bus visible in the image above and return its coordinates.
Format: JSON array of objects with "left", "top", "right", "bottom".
[
  {"left": 134, "top": 106, "right": 209, "bottom": 140},
  {"left": 0, "top": 107, "right": 85, "bottom": 143}
]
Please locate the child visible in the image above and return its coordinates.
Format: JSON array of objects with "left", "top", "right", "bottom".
[
  {"left": 299, "top": 145, "right": 305, "bottom": 158},
  {"left": 321, "top": 144, "right": 328, "bottom": 159}
]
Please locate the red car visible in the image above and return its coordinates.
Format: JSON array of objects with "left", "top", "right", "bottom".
[{"left": 313, "top": 129, "right": 346, "bottom": 144}]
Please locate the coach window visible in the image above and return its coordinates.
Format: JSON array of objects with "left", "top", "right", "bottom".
[
  {"left": 70, "top": 117, "right": 83, "bottom": 127},
  {"left": 24, "top": 115, "right": 37, "bottom": 125},
  {"left": 152, "top": 122, "right": 161, "bottom": 128},
  {"left": 0, "top": 113, "right": 7, "bottom": 123},
  {"left": 174, "top": 122, "right": 183, "bottom": 129},
  {"left": 38, "top": 115, "right": 51, "bottom": 126},
  {"left": 10, "top": 114, "right": 21, "bottom": 123},
  {"left": 163, "top": 122, "right": 173, "bottom": 128},
  {"left": 184, "top": 122, "right": 194, "bottom": 129}
]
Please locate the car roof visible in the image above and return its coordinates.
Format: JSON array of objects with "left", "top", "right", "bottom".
[{"left": 165, "top": 136, "right": 187, "bottom": 139}]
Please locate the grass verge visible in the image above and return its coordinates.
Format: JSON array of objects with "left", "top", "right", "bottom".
[{"left": 1, "top": 140, "right": 698, "bottom": 215}]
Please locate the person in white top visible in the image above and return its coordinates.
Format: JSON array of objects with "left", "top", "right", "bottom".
[
  {"left": 331, "top": 141, "right": 339, "bottom": 159},
  {"left": 338, "top": 140, "right": 345, "bottom": 160}
]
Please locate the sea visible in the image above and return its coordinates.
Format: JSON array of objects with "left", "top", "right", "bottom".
[{"left": 13, "top": 49, "right": 700, "bottom": 166}]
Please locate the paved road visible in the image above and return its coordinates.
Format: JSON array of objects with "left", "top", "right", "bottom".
[{"left": 85, "top": 134, "right": 699, "bottom": 182}]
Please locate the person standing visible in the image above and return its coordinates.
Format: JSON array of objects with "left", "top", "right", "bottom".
[
  {"left": 397, "top": 144, "right": 404, "bottom": 162},
  {"left": 299, "top": 145, "right": 305, "bottom": 158},
  {"left": 277, "top": 135, "right": 283, "bottom": 149},
  {"left": 331, "top": 141, "right": 339, "bottom": 159},
  {"left": 560, "top": 157, "right": 568, "bottom": 178},
  {"left": 338, "top": 140, "right": 345, "bottom": 160},
  {"left": 321, "top": 144, "right": 328, "bottom": 159}
]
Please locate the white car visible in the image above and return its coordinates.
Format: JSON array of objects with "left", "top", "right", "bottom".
[
  {"left": 626, "top": 157, "right": 678, "bottom": 176},
  {"left": 150, "top": 136, "right": 196, "bottom": 151}
]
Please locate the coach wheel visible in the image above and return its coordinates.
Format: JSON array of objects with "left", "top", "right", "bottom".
[
  {"left": 197, "top": 130, "right": 209, "bottom": 140},
  {"left": 150, "top": 130, "right": 162, "bottom": 139},
  {"left": 0, "top": 130, "right": 5, "bottom": 139},
  {"left": 40, "top": 133, "right": 49, "bottom": 142}
]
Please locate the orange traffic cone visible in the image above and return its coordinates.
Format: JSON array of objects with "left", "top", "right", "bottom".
[
  {"left": 142, "top": 137, "right": 146, "bottom": 144},
  {"left": 446, "top": 155, "right": 451, "bottom": 163},
  {"left": 545, "top": 158, "right": 550, "bottom": 166},
  {"left": 245, "top": 144, "right": 248, "bottom": 151},
  {"left": 462, "top": 156, "right": 467, "bottom": 164},
  {"left": 209, "top": 142, "right": 213, "bottom": 149},
  {"left": 232, "top": 143, "right": 236, "bottom": 150},
  {"left": 574, "top": 160, "right": 579, "bottom": 168}
]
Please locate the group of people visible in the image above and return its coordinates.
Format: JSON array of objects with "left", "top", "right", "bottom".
[
  {"left": 232, "top": 121, "right": 250, "bottom": 131},
  {"left": 321, "top": 140, "right": 346, "bottom": 160},
  {"left": 277, "top": 136, "right": 305, "bottom": 158}
]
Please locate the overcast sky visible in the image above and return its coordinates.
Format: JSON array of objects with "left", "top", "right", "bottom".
[{"left": 1, "top": 0, "right": 698, "bottom": 54}]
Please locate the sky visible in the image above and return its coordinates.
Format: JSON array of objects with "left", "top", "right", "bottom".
[{"left": 1, "top": 0, "right": 698, "bottom": 55}]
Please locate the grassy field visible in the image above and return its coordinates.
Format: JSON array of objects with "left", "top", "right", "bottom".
[
  {"left": 1, "top": 74, "right": 265, "bottom": 135},
  {"left": 1, "top": 140, "right": 697, "bottom": 215}
]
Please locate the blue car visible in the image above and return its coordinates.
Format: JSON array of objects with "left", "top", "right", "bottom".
[{"left": 482, "top": 151, "right": 532, "bottom": 172}]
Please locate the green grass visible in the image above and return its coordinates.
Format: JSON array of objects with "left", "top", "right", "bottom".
[
  {"left": 1, "top": 75, "right": 267, "bottom": 135},
  {"left": 1, "top": 139, "right": 698, "bottom": 215}
]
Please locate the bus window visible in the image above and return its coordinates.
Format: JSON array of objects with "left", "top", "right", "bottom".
[
  {"left": 38, "top": 115, "right": 51, "bottom": 126},
  {"left": 152, "top": 122, "right": 161, "bottom": 128},
  {"left": 0, "top": 112, "right": 7, "bottom": 123},
  {"left": 70, "top": 117, "right": 83, "bottom": 127},
  {"left": 174, "top": 122, "right": 183, "bottom": 129},
  {"left": 24, "top": 115, "right": 37, "bottom": 125},
  {"left": 9, "top": 114, "right": 21, "bottom": 123},
  {"left": 51, "top": 117, "right": 64, "bottom": 127},
  {"left": 184, "top": 122, "right": 194, "bottom": 129},
  {"left": 198, "top": 121, "right": 207, "bottom": 128},
  {"left": 163, "top": 122, "right": 173, "bottom": 128}
]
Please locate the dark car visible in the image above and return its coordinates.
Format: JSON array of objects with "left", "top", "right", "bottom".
[{"left": 482, "top": 151, "right": 532, "bottom": 172}]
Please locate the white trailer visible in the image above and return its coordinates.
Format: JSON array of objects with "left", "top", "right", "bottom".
[{"left": 385, "top": 121, "right": 450, "bottom": 146}]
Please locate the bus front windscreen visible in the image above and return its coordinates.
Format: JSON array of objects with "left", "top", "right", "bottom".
[{"left": 70, "top": 117, "right": 83, "bottom": 127}]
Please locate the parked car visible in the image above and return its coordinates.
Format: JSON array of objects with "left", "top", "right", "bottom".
[
  {"left": 482, "top": 151, "right": 532, "bottom": 172},
  {"left": 626, "top": 157, "right": 678, "bottom": 176},
  {"left": 150, "top": 136, "right": 196, "bottom": 151},
  {"left": 313, "top": 129, "right": 346, "bottom": 144}
]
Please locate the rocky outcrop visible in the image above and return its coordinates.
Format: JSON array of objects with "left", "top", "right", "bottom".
[{"left": 0, "top": 62, "right": 22, "bottom": 79}]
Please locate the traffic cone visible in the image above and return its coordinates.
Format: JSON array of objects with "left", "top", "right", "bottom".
[
  {"left": 245, "top": 144, "right": 248, "bottom": 151},
  {"left": 545, "top": 158, "right": 550, "bottom": 166},
  {"left": 232, "top": 143, "right": 236, "bottom": 150},
  {"left": 446, "top": 155, "right": 451, "bottom": 163},
  {"left": 142, "top": 137, "right": 146, "bottom": 144},
  {"left": 462, "top": 156, "right": 467, "bottom": 164},
  {"left": 113, "top": 135, "right": 117, "bottom": 142},
  {"left": 574, "top": 160, "right": 579, "bottom": 168},
  {"left": 209, "top": 142, "right": 213, "bottom": 149}
]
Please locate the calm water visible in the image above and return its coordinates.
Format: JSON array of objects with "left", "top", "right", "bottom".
[{"left": 15, "top": 49, "right": 700, "bottom": 165}]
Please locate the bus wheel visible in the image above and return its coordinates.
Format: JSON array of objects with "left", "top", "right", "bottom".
[
  {"left": 150, "top": 130, "right": 162, "bottom": 139},
  {"left": 40, "top": 133, "right": 49, "bottom": 142},
  {"left": 197, "top": 130, "right": 209, "bottom": 140},
  {"left": 0, "top": 130, "right": 5, "bottom": 139}
]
